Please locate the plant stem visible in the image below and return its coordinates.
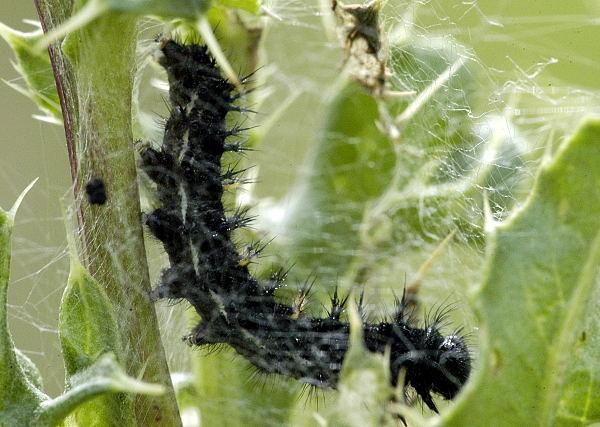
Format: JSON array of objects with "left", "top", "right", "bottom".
[{"left": 34, "top": 1, "right": 181, "bottom": 424}]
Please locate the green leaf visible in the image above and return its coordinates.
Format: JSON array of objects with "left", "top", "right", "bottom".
[
  {"left": 36, "top": 353, "right": 165, "bottom": 426},
  {"left": 59, "top": 260, "right": 139, "bottom": 426},
  {"left": 281, "top": 80, "right": 393, "bottom": 285},
  {"left": 0, "top": 22, "right": 61, "bottom": 123},
  {"left": 0, "top": 181, "right": 48, "bottom": 426},
  {"left": 60, "top": 261, "right": 124, "bottom": 375},
  {"left": 442, "top": 118, "right": 600, "bottom": 426}
]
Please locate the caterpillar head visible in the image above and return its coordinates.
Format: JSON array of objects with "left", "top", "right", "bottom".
[{"left": 393, "top": 326, "right": 471, "bottom": 413}]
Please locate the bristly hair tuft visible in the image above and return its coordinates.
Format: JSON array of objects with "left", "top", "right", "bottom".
[{"left": 327, "top": 286, "right": 349, "bottom": 321}]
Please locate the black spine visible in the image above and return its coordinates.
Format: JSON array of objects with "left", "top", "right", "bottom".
[{"left": 141, "top": 39, "right": 471, "bottom": 412}]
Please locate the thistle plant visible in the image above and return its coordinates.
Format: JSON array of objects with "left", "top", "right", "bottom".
[{"left": 1, "top": 1, "right": 600, "bottom": 426}]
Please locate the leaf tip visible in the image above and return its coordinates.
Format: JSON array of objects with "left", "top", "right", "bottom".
[{"left": 8, "top": 177, "right": 38, "bottom": 219}]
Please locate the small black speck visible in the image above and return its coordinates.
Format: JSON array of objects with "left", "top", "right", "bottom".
[{"left": 85, "top": 178, "right": 107, "bottom": 205}]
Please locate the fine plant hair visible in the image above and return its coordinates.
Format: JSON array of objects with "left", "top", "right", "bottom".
[{"left": 140, "top": 38, "right": 471, "bottom": 413}]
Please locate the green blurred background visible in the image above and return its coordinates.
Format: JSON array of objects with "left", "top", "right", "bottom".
[{"left": 1, "top": 0, "right": 599, "bottom": 397}]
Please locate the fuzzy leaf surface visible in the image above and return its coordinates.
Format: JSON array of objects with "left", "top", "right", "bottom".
[
  {"left": 0, "top": 185, "right": 48, "bottom": 426},
  {"left": 36, "top": 353, "right": 165, "bottom": 426},
  {"left": 441, "top": 118, "right": 600, "bottom": 426},
  {"left": 59, "top": 261, "right": 137, "bottom": 426}
]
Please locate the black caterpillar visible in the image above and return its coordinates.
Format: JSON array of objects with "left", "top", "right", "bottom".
[{"left": 140, "top": 39, "right": 471, "bottom": 413}]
